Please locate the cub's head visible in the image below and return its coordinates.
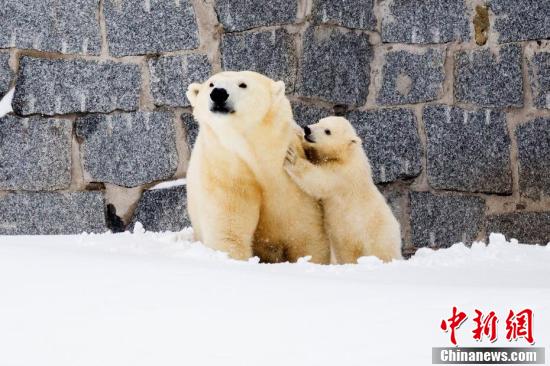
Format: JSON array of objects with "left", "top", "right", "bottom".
[
  {"left": 302, "top": 116, "right": 361, "bottom": 162},
  {"left": 186, "top": 71, "right": 286, "bottom": 132}
]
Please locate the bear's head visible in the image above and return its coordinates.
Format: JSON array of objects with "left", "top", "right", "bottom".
[
  {"left": 302, "top": 116, "right": 361, "bottom": 163},
  {"left": 186, "top": 71, "right": 288, "bottom": 135}
]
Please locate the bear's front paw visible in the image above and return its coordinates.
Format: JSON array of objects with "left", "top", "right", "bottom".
[{"left": 284, "top": 147, "right": 297, "bottom": 166}]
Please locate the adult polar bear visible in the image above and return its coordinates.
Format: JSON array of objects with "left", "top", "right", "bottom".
[{"left": 186, "top": 71, "right": 330, "bottom": 263}]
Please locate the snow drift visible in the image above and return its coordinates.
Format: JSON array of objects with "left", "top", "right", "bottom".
[{"left": 0, "top": 228, "right": 548, "bottom": 366}]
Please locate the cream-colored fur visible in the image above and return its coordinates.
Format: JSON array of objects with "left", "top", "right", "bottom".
[
  {"left": 284, "top": 117, "right": 403, "bottom": 263},
  {"left": 186, "top": 71, "right": 330, "bottom": 263}
]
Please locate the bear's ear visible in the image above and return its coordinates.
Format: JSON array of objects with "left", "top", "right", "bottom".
[
  {"left": 272, "top": 80, "right": 286, "bottom": 97},
  {"left": 350, "top": 136, "right": 362, "bottom": 145},
  {"left": 186, "top": 83, "right": 201, "bottom": 107}
]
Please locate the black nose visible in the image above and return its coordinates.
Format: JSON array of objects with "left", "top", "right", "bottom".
[
  {"left": 303, "top": 126, "right": 311, "bottom": 135},
  {"left": 210, "top": 88, "right": 229, "bottom": 104}
]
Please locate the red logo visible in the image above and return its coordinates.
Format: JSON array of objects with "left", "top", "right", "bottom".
[
  {"left": 506, "top": 309, "right": 534, "bottom": 344},
  {"left": 441, "top": 308, "right": 534, "bottom": 346},
  {"left": 440, "top": 307, "right": 468, "bottom": 346},
  {"left": 472, "top": 309, "right": 498, "bottom": 343}
]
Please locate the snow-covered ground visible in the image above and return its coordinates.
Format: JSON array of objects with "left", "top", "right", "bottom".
[
  {"left": 0, "top": 88, "right": 14, "bottom": 117},
  {"left": 149, "top": 178, "right": 187, "bottom": 190},
  {"left": 1, "top": 229, "right": 548, "bottom": 366}
]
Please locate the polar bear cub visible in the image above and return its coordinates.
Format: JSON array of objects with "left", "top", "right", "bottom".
[{"left": 284, "top": 116, "right": 402, "bottom": 263}]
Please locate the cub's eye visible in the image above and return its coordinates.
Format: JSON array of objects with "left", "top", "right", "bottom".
[
  {"left": 209, "top": 83, "right": 214, "bottom": 87},
  {"left": 239, "top": 83, "right": 247, "bottom": 89},
  {"left": 325, "top": 129, "right": 331, "bottom": 135}
]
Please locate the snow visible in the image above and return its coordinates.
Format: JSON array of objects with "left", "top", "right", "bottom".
[
  {"left": 0, "top": 230, "right": 548, "bottom": 366},
  {"left": 0, "top": 88, "right": 14, "bottom": 117},
  {"left": 149, "top": 178, "right": 187, "bottom": 190}
]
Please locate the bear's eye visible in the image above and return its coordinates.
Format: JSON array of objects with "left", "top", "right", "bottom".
[
  {"left": 325, "top": 129, "right": 331, "bottom": 135},
  {"left": 239, "top": 83, "right": 247, "bottom": 89},
  {"left": 209, "top": 83, "right": 214, "bottom": 88}
]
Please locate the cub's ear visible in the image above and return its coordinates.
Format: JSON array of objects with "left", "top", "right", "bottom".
[
  {"left": 350, "top": 137, "right": 362, "bottom": 144},
  {"left": 272, "top": 80, "right": 286, "bottom": 97},
  {"left": 186, "top": 83, "right": 201, "bottom": 107}
]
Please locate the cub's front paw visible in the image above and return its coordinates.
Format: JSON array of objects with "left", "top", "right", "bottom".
[{"left": 284, "top": 147, "right": 297, "bottom": 166}]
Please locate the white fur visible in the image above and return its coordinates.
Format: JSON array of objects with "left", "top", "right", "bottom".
[
  {"left": 285, "top": 117, "right": 403, "bottom": 263},
  {"left": 186, "top": 71, "right": 330, "bottom": 263}
]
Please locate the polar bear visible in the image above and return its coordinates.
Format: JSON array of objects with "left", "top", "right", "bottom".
[
  {"left": 284, "top": 116, "right": 402, "bottom": 263},
  {"left": 185, "top": 71, "right": 330, "bottom": 263}
]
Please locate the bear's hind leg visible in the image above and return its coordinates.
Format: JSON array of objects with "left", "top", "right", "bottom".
[
  {"left": 331, "top": 239, "right": 364, "bottom": 264},
  {"left": 285, "top": 229, "right": 331, "bottom": 264}
]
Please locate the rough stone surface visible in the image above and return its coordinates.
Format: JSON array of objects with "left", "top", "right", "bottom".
[
  {"left": 221, "top": 29, "right": 297, "bottom": 91},
  {"left": 0, "top": 0, "right": 101, "bottom": 55},
  {"left": 298, "top": 26, "right": 372, "bottom": 106},
  {"left": 0, "top": 192, "right": 107, "bottom": 235},
  {"left": 311, "top": 0, "right": 376, "bottom": 30},
  {"left": 487, "top": 212, "right": 550, "bottom": 245},
  {"left": 13, "top": 57, "right": 141, "bottom": 116},
  {"left": 377, "top": 49, "right": 445, "bottom": 105},
  {"left": 381, "top": 0, "right": 469, "bottom": 44},
  {"left": 410, "top": 192, "right": 485, "bottom": 248},
  {"left": 149, "top": 54, "right": 211, "bottom": 108},
  {"left": 528, "top": 51, "right": 550, "bottom": 110},
  {"left": 348, "top": 108, "right": 422, "bottom": 184},
  {"left": 0, "top": 115, "right": 72, "bottom": 191},
  {"left": 516, "top": 117, "right": 550, "bottom": 199},
  {"left": 379, "top": 188, "right": 405, "bottom": 246},
  {"left": 424, "top": 105, "right": 512, "bottom": 194},
  {"left": 379, "top": 188, "right": 403, "bottom": 226},
  {"left": 181, "top": 112, "right": 198, "bottom": 149},
  {"left": 215, "top": 0, "right": 297, "bottom": 32},
  {"left": 291, "top": 102, "right": 335, "bottom": 127},
  {"left": 104, "top": 0, "right": 199, "bottom": 57},
  {"left": 76, "top": 112, "right": 178, "bottom": 187},
  {"left": 130, "top": 185, "right": 190, "bottom": 232},
  {"left": 490, "top": 0, "right": 550, "bottom": 43},
  {"left": 454, "top": 45, "right": 523, "bottom": 108},
  {"left": 0, "top": 52, "right": 12, "bottom": 96}
]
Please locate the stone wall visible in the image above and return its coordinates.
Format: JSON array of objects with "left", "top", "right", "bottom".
[{"left": 0, "top": 0, "right": 549, "bottom": 253}]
